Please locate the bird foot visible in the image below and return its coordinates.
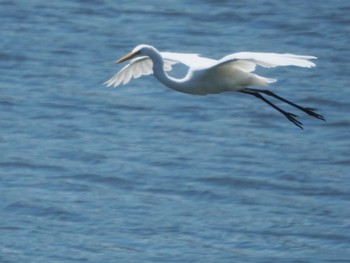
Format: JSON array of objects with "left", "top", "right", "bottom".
[
  {"left": 303, "top": 107, "right": 326, "bottom": 121},
  {"left": 285, "top": 112, "right": 303, "bottom": 129}
]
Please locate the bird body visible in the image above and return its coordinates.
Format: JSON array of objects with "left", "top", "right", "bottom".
[{"left": 105, "top": 44, "right": 324, "bottom": 129}]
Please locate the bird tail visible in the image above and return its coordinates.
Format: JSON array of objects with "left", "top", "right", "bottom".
[{"left": 253, "top": 75, "right": 277, "bottom": 86}]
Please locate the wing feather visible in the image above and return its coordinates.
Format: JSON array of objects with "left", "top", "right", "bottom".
[
  {"left": 218, "top": 52, "right": 317, "bottom": 70},
  {"left": 104, "top": 56, "right": 155, "bottom": 87},
  {"left": 200, "top": 52, "right": 316, "bottom": 88},
  {"left": 161, "top": 52, "right": 216, "bottom": 68}
]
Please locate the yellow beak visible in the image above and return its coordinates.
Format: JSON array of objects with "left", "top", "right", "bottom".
[{"left": 116, "top": 51, "right": 138, "bottom": 64}]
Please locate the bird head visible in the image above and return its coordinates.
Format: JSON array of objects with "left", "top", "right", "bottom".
[{"left": 115, "top": 44, "right": 155, "bottom": 64}]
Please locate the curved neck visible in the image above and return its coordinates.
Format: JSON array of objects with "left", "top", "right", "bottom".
[{"left": 147, "top": 49, "right": 189, "bottom": 93}]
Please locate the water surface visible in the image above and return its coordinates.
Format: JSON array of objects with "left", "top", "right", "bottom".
[{"left": 1, "top": 1, "right": 350, "bottom": 262}]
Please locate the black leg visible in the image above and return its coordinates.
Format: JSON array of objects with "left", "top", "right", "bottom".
[
  {"left": 240, "top": 90, "right": 303, "bottom": 129},
  {"left": 244, "top": 88, "right": 325, "bottom": 121}
]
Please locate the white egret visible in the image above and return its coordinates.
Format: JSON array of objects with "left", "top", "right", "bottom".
[{"left": 105, "top": 44, "right": 325, "bottom": 129}]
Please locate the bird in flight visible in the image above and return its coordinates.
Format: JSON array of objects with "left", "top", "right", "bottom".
[{"left": 105, "top": 44, "right": 325, "bottom": 129}]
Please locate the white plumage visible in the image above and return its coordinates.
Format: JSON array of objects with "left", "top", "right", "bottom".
[{"left": 105, "top": 44, "right": 324, "bottom": 129}]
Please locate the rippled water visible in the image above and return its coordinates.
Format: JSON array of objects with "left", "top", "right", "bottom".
[{"left": 1, "top": 1, "right": 350, "bottom": 262}]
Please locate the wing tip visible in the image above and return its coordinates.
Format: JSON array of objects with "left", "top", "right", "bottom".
[{"left": 103, "top": 79, "right": 120, "bottom": 88}]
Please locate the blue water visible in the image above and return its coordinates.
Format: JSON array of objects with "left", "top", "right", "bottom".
[{"left": 1, "top": 1, "right": 350, "bottom": 262}]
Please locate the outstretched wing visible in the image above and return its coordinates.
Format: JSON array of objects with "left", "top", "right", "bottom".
[
  {"left": 161, "top": 52, "right": 216, "bottom": 68},
  {"left": 196, "top": 52, "right": 317, "bottom": 89},
  {"left": 104, "top": 52, "right": 216, "bottom": 88},
  {"left": 104, "top": 56, "right": 174, "bottom": 87},
  {"left": 214, "top": 52, "right": 317, "bottom": 72}
]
